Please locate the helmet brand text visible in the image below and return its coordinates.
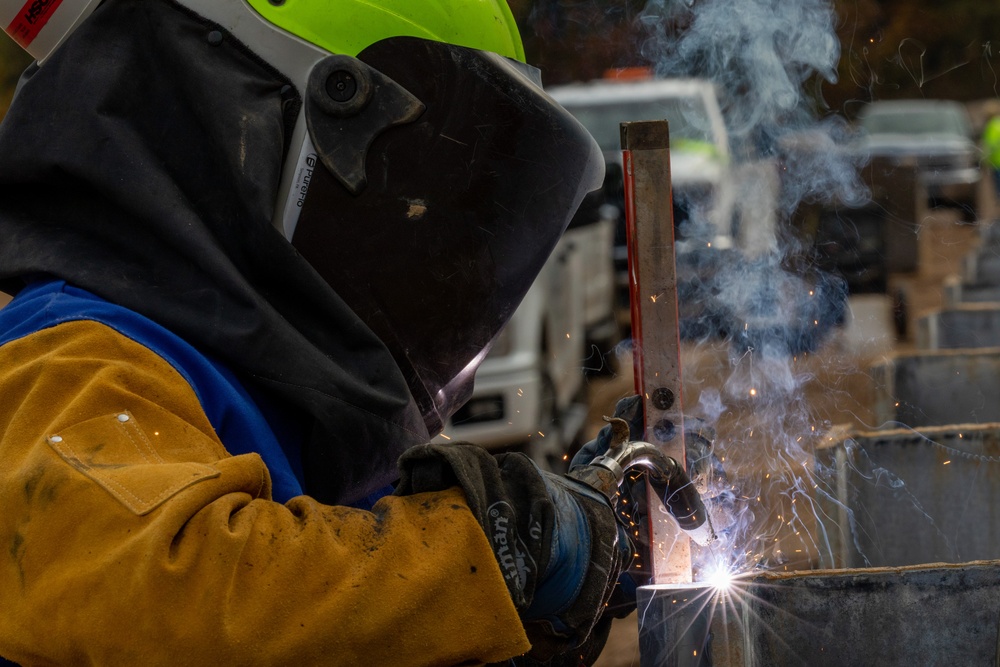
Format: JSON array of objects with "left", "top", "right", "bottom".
[
  {"left": 295, "top": 153, "right": 317, "bottom": 208},
  {"left": 6, "top": 0, "right": 63, "bottom": 48}
]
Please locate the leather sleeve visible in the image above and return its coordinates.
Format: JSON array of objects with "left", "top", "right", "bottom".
[{"left": 0, "top": 320, "right": 530, "bottom": 666}]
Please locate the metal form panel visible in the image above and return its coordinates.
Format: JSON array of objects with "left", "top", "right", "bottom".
[
  {"left": 638, "top": 561, "right": 1000, "bottom": 666},
  {"left": 917, "top": 303, "right": 1000, "bottom": 349},
  {"left": 871, "top": 348, "right": 1000, "bottom": 427},
  {"left": 943, "top": 275, "right": 1000, "bottom": 306},
  {"left": 816, "top": 424, "right": 1000, "bottom": 569}
]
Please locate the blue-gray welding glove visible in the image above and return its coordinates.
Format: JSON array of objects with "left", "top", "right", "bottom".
[
  {"left": 570, "top": 395, "right": 645, "bottom": 471},
  {"left": 395, "top": 443, "right": 633, "bottom": 662},
  {"left": 571, "top": 395, "right": 734, "bottom": 600},
  {"left": 570, "top": 395, "right": 645, "bottom": 613}
]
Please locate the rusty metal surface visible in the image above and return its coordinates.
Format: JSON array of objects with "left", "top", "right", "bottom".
[
  {"left": 871, "top": 349, "right": 1000, "bottom": 426},
  {"left": 917, "top": 303, "right": 1000, "bottom": 349},
  {"left": 621, "top": 120, "right": 691, "bottom": 584},
  {"left": 816, "top": 424, "right": 1000, "bottom": 568},
  {"left": 639, "top": 560, "right": 1000, "bottom": 666}
]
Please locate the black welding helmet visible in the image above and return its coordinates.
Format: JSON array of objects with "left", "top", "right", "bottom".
[
  {"left": 5, "top": 0, "right": 604, "bottom": 435},
  {"left": 289, "top": 38, "right": 605, "bottom": 434}
]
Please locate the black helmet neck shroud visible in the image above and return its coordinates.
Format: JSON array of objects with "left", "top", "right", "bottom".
[{"left": 0, "top": 0, "right": 603, "bottom": 504}]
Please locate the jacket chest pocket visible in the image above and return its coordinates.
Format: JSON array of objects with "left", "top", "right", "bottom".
[{"left": 46, "top": 410, "right": 222, "bottom": 516}]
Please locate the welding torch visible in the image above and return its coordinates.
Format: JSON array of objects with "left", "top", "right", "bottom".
[{"left": 568, "top": 417, "right": 717, "bottom": 548}]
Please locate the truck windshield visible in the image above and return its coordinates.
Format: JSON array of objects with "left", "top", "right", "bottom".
[
  {"left": 564, "top": 97, "right": 716, "bottom": 152},
  {"left": 861, "top": 107, "right": 970, "bottom": 137}
]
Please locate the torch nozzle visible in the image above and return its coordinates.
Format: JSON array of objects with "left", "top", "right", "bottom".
[{"left": 570, "top": 435, "right": 718, "bottom": 546}]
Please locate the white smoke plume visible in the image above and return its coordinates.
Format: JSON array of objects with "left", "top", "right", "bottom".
[{"left": 633, "top": 0, "right": 874, "bottom": 577}]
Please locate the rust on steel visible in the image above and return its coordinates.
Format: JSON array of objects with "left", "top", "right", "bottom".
[{"left": 620, "top": 119, "right": 690, "bottom": 585}]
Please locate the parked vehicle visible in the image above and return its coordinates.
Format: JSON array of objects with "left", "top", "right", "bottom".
[
  {"left": 856, "top": 99, "right": 981, "bottom": 219},
  {"left": 547, "top": 77, "right": 735, "bottom": 327},
  {"left": 563, "top": 188, "right": 620, "bottom": 371},
  {"left": 548, "top": 77, "right": 734, "bottom": 247},
  {"left": 434, "top": 233, "right": 590, "bottom": 470}
]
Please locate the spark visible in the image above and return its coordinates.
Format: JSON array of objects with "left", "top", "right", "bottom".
[
  {"left": 704, "top": 567, "right": 733, "bottom": 591},
  {"left": 439, "top": 433, "right": 452, "bottom": 441},
  {"left": 943, "top": 460, "right": 951, "bottom": 465}
]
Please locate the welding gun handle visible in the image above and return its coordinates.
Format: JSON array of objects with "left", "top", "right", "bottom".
[
  {"left": 570, "top": 439, "right": 717, "bottom": 546},
  {"left": 565, "top": 463, "right": 620, "bottom": 503}
]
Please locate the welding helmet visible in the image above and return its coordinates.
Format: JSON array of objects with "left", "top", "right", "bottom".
[{"left": 2, "top": 0, "right": 604, "bottom": 435}]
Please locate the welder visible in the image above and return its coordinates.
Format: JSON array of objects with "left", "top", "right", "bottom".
[{"left": 0, "top": 0, "right": 637, "bottom": 665}]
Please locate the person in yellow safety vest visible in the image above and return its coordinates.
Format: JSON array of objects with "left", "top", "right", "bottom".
[
  {"left": 982, "top": 114, "right": 1000, "bottom": 199},
  {"left": 0, "top": 0, "right": 639, "bottom": 664}
]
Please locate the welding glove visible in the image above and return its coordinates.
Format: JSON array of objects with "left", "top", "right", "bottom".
[
  {"left": 570, "top": 395, "right": 645, "bottom": 614},
  {"left": 571, "top": 395, "right": 736, "bottom": 601},
  {"left": 395, "top": 443, "right": 633, "bottom": 662}
]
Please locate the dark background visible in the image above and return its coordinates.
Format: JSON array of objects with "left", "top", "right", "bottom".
[
  {"left": 2, "top": 1, "right": 1000, "bottom": 119},
  {"left": 506, "top": 0, "right": 1000, "bottom": 118}
]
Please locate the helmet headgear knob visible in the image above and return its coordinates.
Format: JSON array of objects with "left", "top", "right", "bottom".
[
  {"left": 305, "top": 53, "right": 423, "bottom": 194},
  {"left": 308, "top": 55, "right": 372, "bottom": 118},
  {"left": 326, "top": 71, "right": 357, "bottom": 103}
]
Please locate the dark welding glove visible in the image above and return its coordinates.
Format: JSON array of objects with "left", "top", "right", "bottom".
[
  {"left": 395, "top": 443, "right": 633, "bottom": 662},
  {"left": 570, "top": 396, "right": 722, "bottom": 487},
  {"left": 570, "top": 395, "right": 645, "bottom": 615},
  {"left": 570, "top": 395, "right": 645, "bottom": 472},
  {"left": 571, "top": 396, "right": 735, "bottom": 601}
]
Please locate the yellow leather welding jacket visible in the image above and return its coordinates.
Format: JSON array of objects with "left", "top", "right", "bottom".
[{"left": 0, "top": 318, "right": 531, "bottom": 665}]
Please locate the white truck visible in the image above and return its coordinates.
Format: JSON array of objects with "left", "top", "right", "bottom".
[{"left": 547, "top": 77, "right": 737, "bottom": 326}]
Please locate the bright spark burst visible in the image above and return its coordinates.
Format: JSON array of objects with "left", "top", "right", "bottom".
[{"left": 703, "top": 562, "right": 736, "bottom": 592}]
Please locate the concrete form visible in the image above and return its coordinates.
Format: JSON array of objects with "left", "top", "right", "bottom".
[
  {"left": 943, "top": 274, "right": 1000, "bottom": 305},
  {"left": 870, "top": 349, "right": 1000, "bottom": 427},
  {"left": 816, "top": 423, "right": 1000, "bottom": 568},
  {"left": 638, "top": 561, "right": 1000, "bottom": 666},
  {"left": 917, "top": 303, "right": 1000, "bottom": 349}
]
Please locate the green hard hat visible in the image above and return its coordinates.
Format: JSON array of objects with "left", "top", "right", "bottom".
[{"left": 246, "top": 0, "right": 525, "bottom": 62}]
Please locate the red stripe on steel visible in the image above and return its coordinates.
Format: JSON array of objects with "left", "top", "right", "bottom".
[{"left": 622, "top": 149, "right": 646, "bottom": 398}]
